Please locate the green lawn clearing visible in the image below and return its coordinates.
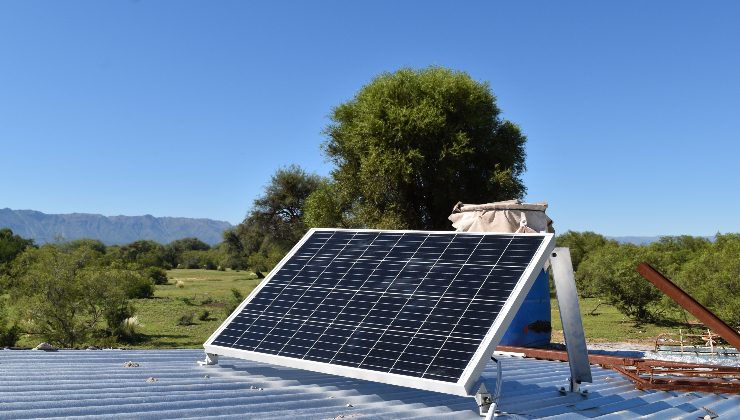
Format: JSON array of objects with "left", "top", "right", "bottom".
[
  {"left": 129, "top": 269, "right": 262, "bottom": 348},
  {"left": 550, "top": 297, "right": 696, "bottom": 348}
]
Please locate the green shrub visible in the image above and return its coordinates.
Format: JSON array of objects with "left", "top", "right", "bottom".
[
  {"left": 177, "top": 313, "right": 194, "bottom": 326},
  {"left": 177, "top": 296, "right": 195, "bottom": 306},
  {"left": 0, "top": 302, "right": 20, "bottom": 347},
  {"left": 224, "top": 288, "right": 244, "bottom": 315},
  {"left": 577, "top": 243, "right": 665, "bottom": 323},
  {"left": 104, "top": 301, "right": 132, "bottom": 327},
  {"left": 8, "top": 246, "right": 138, "bottom": 347},
  {"left": 123, "top": 276, "right": 155, "bottom": 299},
  {"left": 674, "top": 234, "right": 740, "bottom": 327},
  {"left": 0, "top": 325, "right": 19, "bottom": 347},
  {"left": 146, "top": 267, "right": 169, "bottom": 285},
  {"left": 198, "top": 310, "right": 210, "bottom": 321}
]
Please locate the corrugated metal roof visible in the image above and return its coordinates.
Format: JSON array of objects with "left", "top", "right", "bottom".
[{"left": 1, "top": 349, "right": 737, "bottom": 419}]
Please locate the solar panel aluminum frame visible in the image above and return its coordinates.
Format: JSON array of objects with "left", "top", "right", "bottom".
[{"left": 204, "top": 228, "right": 555, "bottom": 397}]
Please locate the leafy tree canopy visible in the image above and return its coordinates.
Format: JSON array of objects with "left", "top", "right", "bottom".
[
  {"left": 226, "top": 165, "right": 323, "bottom": 271},
  {"left": 555, "top": 231, "right": 616, "bottom": 273},
  {"left": 306, "top": 66, "right": 527, "bottom": 230},
  {"left": 116, "top": 240, "right": 166, "bottom": 268},
  {"left": 577, "top": 243, "right": 665, "bottom": 322},
  {"left": 58, "top": 238, "right": 107, "bottom": 254},
  {"left": 675, "top": 234, "right": 739, "bottom": 326},
  {"left": 168, "top": 237, "right": 210, "bottom": 252},
  {"left": 0, "top": 228, "right": 34, "bottom": 269}
]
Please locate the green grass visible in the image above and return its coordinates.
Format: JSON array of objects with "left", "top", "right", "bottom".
[
  {"left": 550, "top": 297, "right": 693, "bottom": 347},
  {"left": 128, "top": 269, "right": 262, "bottom": 348}
]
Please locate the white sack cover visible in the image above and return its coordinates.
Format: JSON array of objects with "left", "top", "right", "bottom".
[{"left": 448, "top": 199, "right": 555, "bottom": 233}]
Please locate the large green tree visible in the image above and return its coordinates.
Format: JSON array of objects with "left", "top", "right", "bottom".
[
  {"left": 226, "top": 165, "right": 323, "bottom": 270},
  {"left": 305, "top": 67, "right": 527, "bottom": 230}
]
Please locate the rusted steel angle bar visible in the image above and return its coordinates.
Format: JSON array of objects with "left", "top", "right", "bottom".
[
  {"left": 612, "top": 366, "right": 740, "bottom": 394},
  {"left": 640, "top": 369, "right": 740, "bottom": 378},
  {"left": 497, "top": 345, "right": 740, "bottom": 394},
  {"left": 636, "top": 263, "right": 740, "bottom": 351},
  {"left": 635, "top": 360, "right": 740, "bottom": 371}
]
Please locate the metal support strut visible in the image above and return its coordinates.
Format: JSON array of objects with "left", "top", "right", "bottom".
[{"left": 550, "top": 248, "right": 593, "bottom": 393}]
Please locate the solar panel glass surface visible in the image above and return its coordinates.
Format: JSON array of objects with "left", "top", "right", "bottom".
[{"left": 206, "top": 229, "right": 553, "bottom": 395}]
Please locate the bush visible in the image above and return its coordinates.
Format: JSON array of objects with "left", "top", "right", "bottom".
[
  {"left": 177, "top": 313, "right": 194, "bottom": 326},
  {"left": 146, "top": 267, "right": 169, "bottom": 285},
  {"left": 0, "top": 301, "right": 19, "bottom": 347},
  {"left": 8, "top": 246, "right": 137, "bottom": 347},
  {"left": 577, "top": 243, "right": 665, "bottom": 323},
  {"left": 556, "top": 231, "right": 615, "bottom": 273},
  {"left": 0, "top": 296, "right": 19, "bottom": 347},
  {"left": 225, "top": 288, "right": 244, "bottom": 315},
  {"left": 123, "top": 276, "right": 155, "bottom": 299},
  {"left": 103, "top": 301, "right": 135, "bottom": 338},
  {"left": 0, "top": 324, "right": 19, "bottom": 347},
  {"left": 177, "top": 296, "right": 194, "bottom": 306},
  {"left": 198, "top": 310, "right": 210, "bottom": 321},
  {"left": 674, "top": 234, "right": 740, "bottom": 327}
]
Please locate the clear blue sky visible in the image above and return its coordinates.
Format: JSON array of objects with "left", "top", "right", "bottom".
[{"left": 1, "top": 1, "right": 738, "bottom": 236}]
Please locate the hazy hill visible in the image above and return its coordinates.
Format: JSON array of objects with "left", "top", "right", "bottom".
[{"left": 0, "top": 208, "right": 232, "bottom": 245}]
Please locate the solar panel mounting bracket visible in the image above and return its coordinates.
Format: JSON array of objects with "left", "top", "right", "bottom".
[
  {"left": 197, "top": 352, "right": 219, "bottom": 366},
  {"left": 550, "top": 247, "right": 593, "bottom": 393}
]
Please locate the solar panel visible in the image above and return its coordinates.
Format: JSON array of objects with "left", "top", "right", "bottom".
[{"left": 204, "top": 228, "right": 554, "bottom": 396}]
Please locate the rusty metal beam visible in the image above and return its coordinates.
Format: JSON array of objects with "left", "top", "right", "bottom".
[
  {"left": 636, "top": 263, "right": 740, "bottom": 351},
  {"left": 611, "top": 366, "right": 739, "bottom": 394},
  {"left": 496, "top": 345, "right": 740, "bottom": 394}
]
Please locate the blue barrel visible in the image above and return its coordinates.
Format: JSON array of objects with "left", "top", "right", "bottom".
[{"left": 500, "top": 269, "right": 552, "bottom": 347}]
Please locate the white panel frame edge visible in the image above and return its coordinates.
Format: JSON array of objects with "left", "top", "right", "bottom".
[{"left": 204, "top": 228, "right": 556, "bottom": 397}]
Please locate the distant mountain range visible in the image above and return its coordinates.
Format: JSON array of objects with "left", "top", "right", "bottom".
[{"left": 0, "top": 208, "right": 233, "bottom": 246}]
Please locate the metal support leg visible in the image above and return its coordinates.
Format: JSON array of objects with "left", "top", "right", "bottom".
[{"left": 550, "top": 248, "right": 592, "bottom": 393}]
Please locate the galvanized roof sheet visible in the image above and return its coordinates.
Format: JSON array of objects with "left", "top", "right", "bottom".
[{"left": 1, "top": 349, "right": 737, "bottom": 419}]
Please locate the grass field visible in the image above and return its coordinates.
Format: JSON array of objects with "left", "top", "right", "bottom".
[
  {"left": 129, "top": 269, "right": 262, "bottom": 348},
  {"left": 550, "top": 297, "right": 680, "bottom": 348}
]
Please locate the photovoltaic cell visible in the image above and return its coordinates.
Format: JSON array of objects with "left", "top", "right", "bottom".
[{"left": 206, "top": 229, "right": 553, "bottom": 394}]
